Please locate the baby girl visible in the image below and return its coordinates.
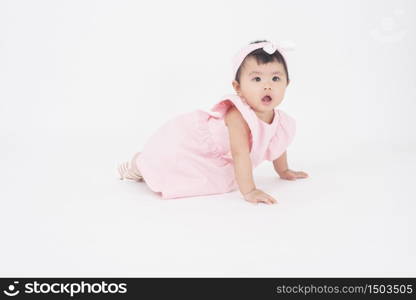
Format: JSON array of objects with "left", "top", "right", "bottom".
[{"left": 118, "top": 39, "right": 309, "bottom": 205}]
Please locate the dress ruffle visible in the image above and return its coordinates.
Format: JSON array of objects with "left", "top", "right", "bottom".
[
  {"left": 265, "top": 110, "right": 296, "bottom": 161},
  {"left": 194, "top": 109, "right": 225, "bottom": 160}
]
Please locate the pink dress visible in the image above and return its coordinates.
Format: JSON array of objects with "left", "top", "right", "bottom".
[{"left": 135, "top": 94, "right": 296, "bottom": 199}]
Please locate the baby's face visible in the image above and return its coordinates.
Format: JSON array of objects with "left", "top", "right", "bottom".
[{"left": 232, "top": 57, "right": 288, "bottom": 115}]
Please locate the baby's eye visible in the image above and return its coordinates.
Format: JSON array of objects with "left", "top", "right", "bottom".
[
  {"left": 252, "top": 77, "right": 261, "bottom": 82},
  {"left": 272, "top": 76, "right": 280, "bottom": 81}
]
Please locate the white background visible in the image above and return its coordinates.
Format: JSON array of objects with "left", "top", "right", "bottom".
[{"left": 0, "top": 0, "right": 415, "bottom": 276}]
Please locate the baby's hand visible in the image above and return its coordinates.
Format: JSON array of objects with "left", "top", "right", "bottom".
[
  {"left": 243, "top": 188, "right": 277, "bottom": 205},
  {"left": 278, "top": 168, "right": 309, "bottom": 180}
]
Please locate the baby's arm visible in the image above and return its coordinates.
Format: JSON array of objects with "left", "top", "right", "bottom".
[
  {"left": 273, "top": 151, "right": 309, "bottom": 180},
  {"left": 273, "top": 151, "right": 289, "bottom": 175},
  {"left": 225, "top": 106, "right": 255, "bottom": 194},
  {"left": 225, "top": 106, "right": 277, "bottom": 205}
]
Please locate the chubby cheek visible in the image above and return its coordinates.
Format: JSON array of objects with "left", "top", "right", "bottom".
[
  {"left": 241, "top": 83, "right": 262, "bottom": 100},
  {"left": 273, "top": 87, "right": 286, "bottom": 103},
  {"left": 276, "top": 90, "right": 286, "bottom": 102}
]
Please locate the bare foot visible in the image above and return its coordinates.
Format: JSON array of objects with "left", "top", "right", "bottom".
[
  {"left": 118, "top": 152, "right": 144, "bottom": 182},
  {"left": 129, "top": 152, "right": 141, "bottom": 174}
]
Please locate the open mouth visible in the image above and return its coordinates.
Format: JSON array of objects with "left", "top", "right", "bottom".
[{"left": 261, "top": 95, "right": 272, "bottom": 103}]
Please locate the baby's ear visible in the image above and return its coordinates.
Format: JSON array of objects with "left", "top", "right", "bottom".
[{"left": 232, "top": 80, "right": 240, "bottom": 94}]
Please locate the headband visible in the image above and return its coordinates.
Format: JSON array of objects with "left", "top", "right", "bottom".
[{"left": 232, "top": 40, "right": 295, "bottom": 80}]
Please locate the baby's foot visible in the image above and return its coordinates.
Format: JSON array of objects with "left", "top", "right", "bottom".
[
  {"left": 118, "top": 152, "right": 144, "bottom": 182},
  {"left": 128, "top": 152, "right": 141, "bottom": 174}
]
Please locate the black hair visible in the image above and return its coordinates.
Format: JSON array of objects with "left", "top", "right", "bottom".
[{"left": 234, "top": 39, "right": 290, "bottom": 84}]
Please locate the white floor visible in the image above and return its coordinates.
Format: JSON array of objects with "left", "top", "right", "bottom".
[{"left": 1, "top": 132, "right": 415, "bottom": 277}]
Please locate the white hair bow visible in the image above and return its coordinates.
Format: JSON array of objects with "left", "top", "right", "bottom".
[{"left": 263, "top": 41, "right": 296, "bottom": 54}]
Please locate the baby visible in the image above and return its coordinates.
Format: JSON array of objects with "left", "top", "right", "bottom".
[{"left": 118, "top": 40, "right": 308, "bottom": 205}]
